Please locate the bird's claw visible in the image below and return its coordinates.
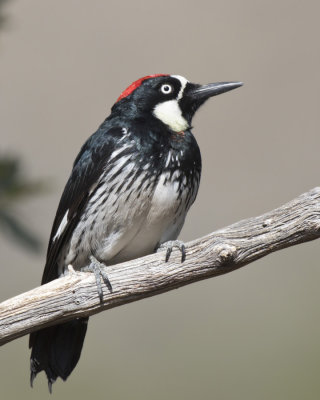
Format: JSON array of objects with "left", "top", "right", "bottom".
[
  {"left": 82, "top": 256, "right": 112, "bottom": 302},
  {"left": 157, "top": 240, "right": 186, "bottom": 262}
]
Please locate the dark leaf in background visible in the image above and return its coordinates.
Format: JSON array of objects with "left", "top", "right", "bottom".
[
  {"left": 0, "top": 157, "right": 46, "bottom": 206},
  {"left": 0, "top": 0, "right": 9, "bottom": 30},
  {"left": 0, "top": 209, "right": 41, "bottom": 251},
  {"left": 0, "top": 156, "right": 46, "bottom": 252}
]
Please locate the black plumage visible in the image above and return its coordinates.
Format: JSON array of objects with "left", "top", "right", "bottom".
[{"left": 29, "top": 75, "right": 242, "bottom": 390}]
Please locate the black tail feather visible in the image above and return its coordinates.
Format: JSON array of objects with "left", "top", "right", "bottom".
[{"left": 29, "top": 317, "right": 88, "bottom": 391}]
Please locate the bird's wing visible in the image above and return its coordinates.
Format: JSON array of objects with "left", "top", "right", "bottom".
[{"left": 41, "top": 126, "right": 128, "bottom": 284}]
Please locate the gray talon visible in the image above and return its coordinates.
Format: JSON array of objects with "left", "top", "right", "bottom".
[
  {"left": 83, "top": 256, "right": 112, "bottom": 302},
  {"left": 157, "top": 240, "right": 186, "bottom": 262}
]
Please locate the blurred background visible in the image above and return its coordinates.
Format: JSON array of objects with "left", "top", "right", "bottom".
[{"left": 1, "top": 0, "right": 320, "bottom": 399}]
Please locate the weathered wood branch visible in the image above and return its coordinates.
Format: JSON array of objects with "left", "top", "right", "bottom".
[{"left": 1, "top": 187, "right": 320, "bottom": 346}]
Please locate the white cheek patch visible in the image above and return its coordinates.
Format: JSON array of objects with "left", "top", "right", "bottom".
[{"left": 153, "top": 99, "right": 189, "bottom": 132}]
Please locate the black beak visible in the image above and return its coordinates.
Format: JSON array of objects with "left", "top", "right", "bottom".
[
  {"left": 189, "top": 81, "right": 243, "bottom": 100},
  {"left": 180, "top": 81, "right": 243, "bottom": 123}
]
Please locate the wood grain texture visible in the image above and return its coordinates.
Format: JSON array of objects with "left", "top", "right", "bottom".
[{"left": 1, "top": 187, "right": 320, "bottom": 346}]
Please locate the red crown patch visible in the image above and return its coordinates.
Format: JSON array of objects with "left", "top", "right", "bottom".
[{"left": 116, "top": 74, "right": 169, "bottom": 102}]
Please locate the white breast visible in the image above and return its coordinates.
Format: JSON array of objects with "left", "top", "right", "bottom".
[
  {"left": 147, "top": 172, "right": 182, "bottom": 230},
  {"left": 110, "top": 171, "right": 187, "bottom": 264}
]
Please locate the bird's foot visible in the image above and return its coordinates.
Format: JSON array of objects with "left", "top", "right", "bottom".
[
  {"left": 82, "top": 256, "right": 112, "bottom": 302},
  {"left": 157, "top": 240, "right": 186, "bottom": 262}
]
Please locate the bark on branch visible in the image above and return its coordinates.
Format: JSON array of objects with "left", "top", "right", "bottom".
[{"left": 1, "top": 187, "right": 320, "bottom": 346}]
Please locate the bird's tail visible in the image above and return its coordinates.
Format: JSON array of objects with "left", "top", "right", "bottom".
[{"left": 29, "top": 317, "right": 88, "bottom": 392}]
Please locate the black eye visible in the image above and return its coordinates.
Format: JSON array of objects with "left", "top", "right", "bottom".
[{"left": 160, "top": 84, "right": 173, "bottom": 94}]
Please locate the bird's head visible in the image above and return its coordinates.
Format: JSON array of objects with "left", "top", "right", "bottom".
[{"left": 112, "top": 74, "right": 243, "bottom": 132}]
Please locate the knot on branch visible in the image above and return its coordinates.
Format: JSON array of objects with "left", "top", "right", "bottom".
[
  {"left": 262, "top": 218, "right": 273, "bottom": 228},
  {"left": 214, "top": 243, "right": 237, "bottom": 266}
]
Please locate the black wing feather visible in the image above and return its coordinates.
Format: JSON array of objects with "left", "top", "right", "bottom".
[{"left": 41, "top": 125, "right": 123, "bottom": 284}]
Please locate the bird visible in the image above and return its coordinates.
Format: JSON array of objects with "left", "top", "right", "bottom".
[{"left": 29, "top": 74, "right": 242, "bottom": 391}]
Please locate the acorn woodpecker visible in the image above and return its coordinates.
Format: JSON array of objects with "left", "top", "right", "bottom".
[{"left": 29, "top": 74, "right": 242, "bottom": 391}]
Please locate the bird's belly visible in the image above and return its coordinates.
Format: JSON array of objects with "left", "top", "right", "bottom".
[
  {"left": 110, "top": 172, "right": 187, "bottom": 264},
  {"left": 63, "top": 170, "right": 192, "bottom": 270}
]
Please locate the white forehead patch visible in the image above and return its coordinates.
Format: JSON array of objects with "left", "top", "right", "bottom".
[{"left": 171, "top": 75, "right": 189, "bottom": 100}]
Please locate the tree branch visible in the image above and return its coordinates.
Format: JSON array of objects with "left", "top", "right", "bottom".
[{"left": 1, "top": 187, "right": 320, "bottom": 346}]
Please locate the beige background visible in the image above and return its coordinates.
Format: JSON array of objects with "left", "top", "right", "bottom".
[{"left": 1, "top": 0, "right": 320, "bottom": 399}]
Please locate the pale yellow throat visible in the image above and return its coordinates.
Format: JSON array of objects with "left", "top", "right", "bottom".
[{"left": 153, "top": 100, "right": 189, "bottom": 132}]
